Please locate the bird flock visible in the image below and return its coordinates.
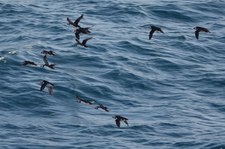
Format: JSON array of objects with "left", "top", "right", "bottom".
[{"left": 22, "top": 14, "right": 210, "bottom": 128}]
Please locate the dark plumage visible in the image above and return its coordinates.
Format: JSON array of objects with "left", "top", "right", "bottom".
[
  {"left": 149, "top": 26, "right": 164, "bottom": 40},
  {"left": 95, "top": 104, "right": 109, "bottom": 112},
  {"left": 75, "top": 29, "right": 81, "bottom": 40},
  {"left": 75, "top": 37, "right": 92, "bottom": 47},
  {"left": 74, "top": 14, "right": 83, "bottom": 27},
  {"left": 67, "top": 14, "right": 83, "bottom": 28},
  {"left": 23, "top": 60, "right": 37, "bottom": 66},
  {"left": 77, "top": 27, "right": 91, "bottom": 34},
  {"left": 74, "top": 27, "right": 91, "bottom": 40},
  {"left": 41, "top": 50, "right": 56, "bottom": 56},
  {"left": 112, "top": 115, "right": 129, "bottom": 128},
  {"left": 194, "top": 26, "right": 210, "bottom": 40},
  {"left": 43, "top": 54, "right": 55, "bottom": 69},
  {"left": 76, "top": 95, "right": 95, "bottom": 105},
  {"left": 40, "top": 80, "right": 54, "bottom": 95}
]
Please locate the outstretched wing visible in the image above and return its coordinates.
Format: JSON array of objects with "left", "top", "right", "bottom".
[
  {"left": 43, "top": 55, "right": 49, "bottom": 65},
  {"left": 40, "top": 81, "right": 47, "bottom": 91},
  {"left": 67, "top": 17, "right": 76, "bottom": 27},
  {"left": 49, "top": 51, "right": 56, "bottom": 56},
  {"left": 75, "top": 32, "right": 80, "bottom": 40},
  {"left": 74, "top": 14, "right": 83, "bottom": 27},
  {"left": 149, "top": 29, "right": 155, "bottom": 40},
  {"left": 82, "top": 37, "right": 92, "bottom": 46},
  {"left": 48, "top": 86, "right": 53, "bottom": 95},
  {"left": 159, "top": 28, "right": 164, "bottom": 33},
  {"left": 198, "top": 27, "right": 210, "bottom": 33},
  {"left": 124, "top": 120, "right": 129, "bottom": 126},
  {"left": 195, "top": 30, "right": 200, "bottom": 40},
  {"left": 115, "top": 119, "right": 120, "bottom": 128}
]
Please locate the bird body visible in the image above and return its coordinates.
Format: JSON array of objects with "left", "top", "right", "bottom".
[
  {"left": 41, "top": 50, "right": 56, "bottom": 56},
  {"left": 43, "top": 54, "right": 56, "bottom": 69},
  {"left": 76, "top": 96, "right": 95, "bottom": 105},
  {"left": 194, "top": 26, "right": 210, "bottom": 40},
  {"left": 149, "top": 26, "right": 164, "bottom": 40},
  {"left": 74, "top": 27, "right": 91, "bottom": 40},
  {"left": 113, "top": 115, "right": 129, "bottom": 128},
  {"left": 95, "top": 104, "right": 109, "bottom": 112},
  {"left": 40, "top": 80, "right": 54, "bottom": 95},
  {"left": 23, "top": 60, "right": 37, "bottom": 66}
]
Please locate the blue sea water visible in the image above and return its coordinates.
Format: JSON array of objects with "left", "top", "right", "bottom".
[{"left": 1, "top": 0, "right": 225, "bottom": 148}]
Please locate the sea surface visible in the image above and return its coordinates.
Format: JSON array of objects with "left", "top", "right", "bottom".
[{"left": 1, "top": 0, "right": 225, "bottom": 148}]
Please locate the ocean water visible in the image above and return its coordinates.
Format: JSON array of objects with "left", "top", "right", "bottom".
[{"left": 1, "top": 0, "right": 225, "bottom": 148}]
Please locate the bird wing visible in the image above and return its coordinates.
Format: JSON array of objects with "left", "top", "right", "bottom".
[
  {"left": 124, "top": 120, "right": 129, "bottom": 126},
  {"left": 67, "top": 17, "right": 76, "bottom": 27},
  {"left": 104, "top": 107, "right": 109, "bottom": 112},
  {"left": 41, "top": 50, "right": 47, "bottom": 54},
  {"left": 49, "top": 51, "right": 56, "bottom": 56},
  {"left": 75, "top": 32, "right": 80, "bottom": 40},
  {"left": 43, "top": 55, "right": 49, "bottom": 65},
  {"left": 115, "top": 119, "right": 120, "bottom": 128},
  {"left": 202, "top": 27, "right": 210, "bottom": 32},
  {"left": 48, "top": 64, "right": 55, "bottom": 69},
  {"left": 40, "top": 81, "right": 47, "bottom": 91},
  {"left": 195, "top": 30, "right": 200, "bottom": 39},
  {"left": 48, "top": 86, "right": 53, "bottom": 95},
  {"left": 76, "top": 39, "right": 81, "bottom": 45},
  {"left": 74, "top": 14, "right": 83, "bottom": 27},
  {"left": 95, "top": 105, "right": 100, "bottom": 109},
  {"left": 31, "top": 61, "right": 37, "bottom": 66},
  {"left": 149, "top": 29, "right": 155, "bottom": 40},
  {"left": 82, "top": 37, "right": 92, "bottom": 46},
  {"left": 159, "top": 29, "right": 164, "bottom": 33}
]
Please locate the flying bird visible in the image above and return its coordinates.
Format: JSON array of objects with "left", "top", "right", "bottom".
[
  {"left": 95, "top": 104, "right": 109, "bottom": 112},
  {"left": 149, "top": 26, "right": 164, "bottom": 40},
  {"left": 76, "top": 95, "right": 95, "bottom": 105},
  {"left": 42, "top": 54, "right": 56, "bottom": 69},
  {"left": 75, "top": 37, "right": 92, "bottom": 47},
  {"left": 40, "top": 80, "right": 54, "bottom": 95},
  {"left": 41, "top": 50, "right": 56, "bottom": 56},
  {"left": 23, "top": 60, "right": 37, "bottom": 66},
  {"left": 194, "top": 26, "right": 210, "bottom": 40},
  {"left": 67, "top": 14, "right": 83, "bottom": 28},
  {"left": 112, "top": 115, "right": 129, "bottom": 128}
]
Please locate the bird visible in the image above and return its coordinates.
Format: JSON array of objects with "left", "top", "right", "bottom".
[
  {"left": 40, "top": 80, "right": 54, "bottom": 95},
  {"left": 149, "top": 26, "right": 164, "bottom": 40},
  {"left": 74, "top": 27, "right": 91, "bottom": 40},
  {"left": 23, "top": 60, "right": 37, "bottom": 66},
  {"left": 76, "top": 95, "right": 95, "bottom": 105},
  {"left": 194, "top": 26, "right": 210, "bottom": 40},
  {"left": 112, "top": 115, "right": 129, "bottom": 128},
  {"left": 41, "top": 50, "right": 56, "bottom": 56},
  {"left": 75, "top": 37, "right": 92, "bottom": 47},
  {"left": 67, "top": 14, "right": 83, "bottom": 28},
  {"left": 42, "top": 54, "right": 56, "bottom": 69},
  {"left": 95, "top": 104, "right": 109, "bottom": 112}
]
